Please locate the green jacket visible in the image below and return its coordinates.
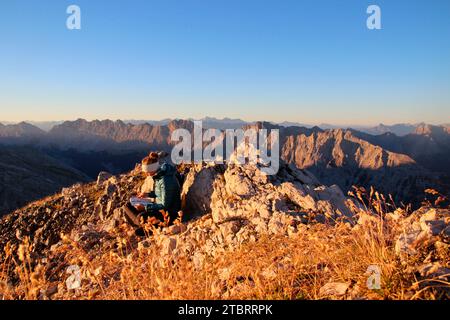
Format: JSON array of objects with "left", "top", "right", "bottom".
[{"left": 145, "top": 163, "right": 181, "bottom": 218}]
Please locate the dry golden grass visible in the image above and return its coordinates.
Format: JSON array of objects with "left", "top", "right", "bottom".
[
  {"left": 1, "top": 187, "right": 449, "bottom": 300},
  {"left": 1, "top": 211, "right": 448, "bottom": 300}
]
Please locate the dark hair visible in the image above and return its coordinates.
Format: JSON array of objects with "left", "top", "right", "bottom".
[{"left": 142, "top": 152, "right": 159, "bottom": 165}]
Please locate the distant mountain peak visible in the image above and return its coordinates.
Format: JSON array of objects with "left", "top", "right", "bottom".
[
  {"left": 0, "top": 122, "right": 45, "bottom": 138},
  {"left": 413, "top": 123, "right": 449, "bottom": 137}
]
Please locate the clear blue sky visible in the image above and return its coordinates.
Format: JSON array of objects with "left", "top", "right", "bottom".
[{"left": 1, "top": 0, "right": 449, "bottom": 125}]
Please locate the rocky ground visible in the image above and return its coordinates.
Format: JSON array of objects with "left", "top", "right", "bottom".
[{"left": 0, "top": 160, "right": 449, "bottom": 299}]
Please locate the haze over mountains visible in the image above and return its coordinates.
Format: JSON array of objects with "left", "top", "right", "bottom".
[
  {"left": 0, "top": 122, "right": 46, "bottom": 138},
  {"left": 0, "top": 118, "right": 449, "bottom": 216},
  {"left": 2, "top": 118, "right": 442, "bottom": 136},
  {"left": 1, "top": 117, "right": 249, "bottom": 132}
]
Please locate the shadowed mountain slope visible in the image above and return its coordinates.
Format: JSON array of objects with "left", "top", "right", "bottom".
[{"left": 0, "top": 146, "right": 90, "bottom": 216}]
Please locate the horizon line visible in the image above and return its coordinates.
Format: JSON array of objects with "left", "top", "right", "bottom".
[{"left": 0, "top": 117, "right": 448, "bottom": 128}]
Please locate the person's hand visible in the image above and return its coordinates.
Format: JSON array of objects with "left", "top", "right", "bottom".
[{"left": 135, "top": 204, "right": 146, "bottom": 212}]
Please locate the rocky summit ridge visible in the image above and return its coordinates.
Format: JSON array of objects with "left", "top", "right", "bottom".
[
  {"left": 0, "top": 160, "right": 358, "bottom": 258},
  {"left": 0, "top": 159, "right": 449, "bottom": 299}
]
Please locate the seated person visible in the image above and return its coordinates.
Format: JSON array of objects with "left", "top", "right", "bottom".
[{"left": 124, "top": 152, "right": 181, "bottom": 228}]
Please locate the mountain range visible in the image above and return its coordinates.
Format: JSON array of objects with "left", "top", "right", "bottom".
[
  {"left": 2, "top": 118, "right": 444, "bottom": 136},
  {"left": 0, "top": 118, "right": 449, "bottom": 216}
]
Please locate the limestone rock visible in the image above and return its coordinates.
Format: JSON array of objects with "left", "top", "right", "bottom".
[
  {"left": 224, "top": 168, "right": 255, "bottom": 198},
  {"left": 219, "top": 220, "right": 241, "bottom": 241},
  {"left": 161, "top": 237, "right": 177, "bottom": 255},
  {"left": 394, "top": 208, "right": 449, "bottom": 260},
  {"left": 181, "top": 165, "right": 221, "bottom": 216},
  {"left": 104, "top": 181, "right": 118, "bottom": 197},
  {"left": 416, "top": 262, "right": 450, "bottom": 280},
  {"left": 395, "top": 230, "right": 424, "bottom": 256},
  {"left": 319, "top": 282, "right": 350, "bottom": 297},
  {"left": 97, "top": 171, "right": 112, "bottom": 186},
  {"left": 280, "top": 182, "right": 317, "bottom": 211}
]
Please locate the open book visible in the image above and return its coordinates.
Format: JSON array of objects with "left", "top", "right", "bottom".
[{"left": 130, "top": 196, "right": 154, "bottom": 208}]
